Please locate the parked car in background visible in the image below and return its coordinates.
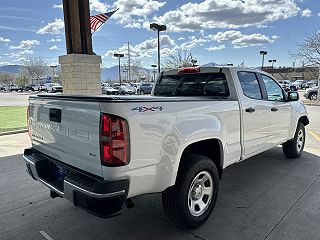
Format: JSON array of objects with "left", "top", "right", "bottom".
[
  {"left": 278, "top": 80, "right": 291, "bottom": 92},
  {"left": 25, "top": 85, "right": 35, "bottom": 91},
  {"left": 307, "top": 80, "right": 319, "bottom": 88},
  {"left": 45, "top": 83, "right": 63, "bottom": 93},
  {"left": 118, "top": 85, "right": 135, "bottom": 95},
  {"left": 33, "top": 84, "right": 46, "bottom": 91},
  {"left": 138, "top": 83, "right": 153, "bottom": 94},
  {"left": 292, "top": 80, "right": 307, "bottom": 89},
  {"left": 5, "top": 84, "right": 19, "bottom": 91},
  {"left": 0, "top": 85, "right": 5, "bottom": 91},
  {"left": 102, "top": 86, "right": 119, "bottom": 95},
  {"left": 304, "top": 86, "right": 319, "bottom": 100}
]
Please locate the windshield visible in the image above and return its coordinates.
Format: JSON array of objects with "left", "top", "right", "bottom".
[{"left": 154, "top": 73, "right": 229, "bottom": 97}]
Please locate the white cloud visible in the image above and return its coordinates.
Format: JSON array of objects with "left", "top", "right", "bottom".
[
  {"left": 181, "top": 36, "right": 207, "bottom": 50},
  {"left": 232, "top": 34, "right": 275, "bottom": 48},
  {"left": 0, "top": 37, "right": 10, "bottom": 43},
  {"left": 209, "top": 30, "right": 243, "bottom": 43},
  {"left": 90, "top": 0, "right": 110, "bottom": 12},
  {"left": 49, "top": 45, "right": 58, "bottom": 50},
  {"left": 0, "top": 62, "right": 10, "bottom": 66},
  {"left": 105, "top": 35, "right": 175, "bottom": 59},
  {"left": 37, "top": 18, "right": 64, "bottom": 35},
  {"left": 52, "top": 0, "right": 110, "bottom": 12},
  {"left": 53, "top": 4, "right": 63, "bottom": 9},
  {"left": 178, "top": 37, "right": 185, "bottom": 41},
  {"left": 9, "top": 40, "right": 40, "bottom": 50},
  {"left": 207, "top": 44, "right": 226, "bottom": 51},
  {"left": 114, "top": 0, "right": 165, "bottom": 17},
  {"left": 301, "top": 9, "right": 312, "bottom": 17},
  {"left": 8, "top": 50, "right": 34, "bottom": 59},
  {"left": 47, "top": 38, "right": 62, "bottom": 42},
  {"left": 209, "top": 30, "right": 277, "bottom": 48},
  {"left": 154, "top": 0, "right": 300, "bottom": 32}
]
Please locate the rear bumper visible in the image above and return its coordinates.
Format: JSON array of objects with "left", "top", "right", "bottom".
[{"left": 23, "top": 148, "right": 129, "bottom": 218}]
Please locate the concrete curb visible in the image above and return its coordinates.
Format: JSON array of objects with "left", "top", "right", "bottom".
[
  {"left": 303, "top": 101, "right": 320, "bottom": 106},
  {"left": 0, "top": 129, "right": 28, "bottom": 136}
]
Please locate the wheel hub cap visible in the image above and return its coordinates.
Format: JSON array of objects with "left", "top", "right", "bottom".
[
  {"left": 297, "top": 129, "right": 304, "bottom": 152},
  {"left": 192, "top": 184, "right": 203, "bottom": 200},
  {"left": 188, "top": 171, "right": 214, "bottom": 217}
]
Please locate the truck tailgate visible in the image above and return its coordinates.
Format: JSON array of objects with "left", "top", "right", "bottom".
[{"left": 29, "top": 97, "right": 103, "bottom": 177}]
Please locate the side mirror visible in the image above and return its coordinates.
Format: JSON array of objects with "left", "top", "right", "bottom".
[{"left": 287, "top": 91, "right": 299, "bottom": 101}]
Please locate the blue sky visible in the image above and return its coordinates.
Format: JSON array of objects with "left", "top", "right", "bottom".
[{"left": 0, "top": 0, "right": 319, "bottom": 68}]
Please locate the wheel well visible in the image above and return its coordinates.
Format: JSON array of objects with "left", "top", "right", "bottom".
[
  {"left": 298, "top": 116, "right": 309, "bottom": 126},
  {"left": 180, "top": 139, "right": 223, "bottom": 179}
]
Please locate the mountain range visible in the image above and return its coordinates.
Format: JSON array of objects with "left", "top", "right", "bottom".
[{"left": 0, "top": 62, "right": 219, "bottom": 81}]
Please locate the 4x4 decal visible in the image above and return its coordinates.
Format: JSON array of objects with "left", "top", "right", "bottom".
[{"left": 131, "top": 106, "right": 164, "bottom": 112}]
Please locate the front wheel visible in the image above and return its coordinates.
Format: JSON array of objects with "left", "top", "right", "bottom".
[
  {"left": 282, "top": 123, "right": 305, "bottom": 158},
  {"left": 162, "top": 154, "right": 219, "bottom": 229}
]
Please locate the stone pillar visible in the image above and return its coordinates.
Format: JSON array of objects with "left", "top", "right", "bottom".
[{"left": 59, "top": 54, "right": 102, "bottom": 95}]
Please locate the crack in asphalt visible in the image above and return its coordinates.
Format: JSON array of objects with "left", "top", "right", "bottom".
[
  {"left": 264, "top": 174, "right": 320, "bottom": 239},
  {"left": 135, "top": 203, "right": 207, "bottom": 240}
]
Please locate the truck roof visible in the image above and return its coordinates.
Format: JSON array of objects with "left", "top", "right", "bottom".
[{"left": 163, "top": 66, "right": 268, "bottom": 76}]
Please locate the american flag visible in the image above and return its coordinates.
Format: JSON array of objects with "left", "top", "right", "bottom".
[{"left": 90, "top": 9, "right": 118, "bottom": 32}]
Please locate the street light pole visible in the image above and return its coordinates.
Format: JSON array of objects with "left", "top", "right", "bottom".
[
  {"left": 268, "top": 59, "right": 276, "bottom": 76},
  {"left": 50, "top": 65, "right": 57, "bottom": 82},
  {"left": 151, "top": 64, "right": 157, "bottom": 82},
  {"left": 150, "top": 23, "right": 167, "bottom": 74},
  {"left": 114, "top": 53, "right": 124, "bottom": 86},
  {"left": 260, "top": 51, "right": 268, "bottom": 69}
]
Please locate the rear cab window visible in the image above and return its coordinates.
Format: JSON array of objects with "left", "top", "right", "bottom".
[
  {"left": 153, "top": 72, "right": 230, "bottom": 97},
  {"left": 237, "top": 71, "right": 263, "bottom": 100}
]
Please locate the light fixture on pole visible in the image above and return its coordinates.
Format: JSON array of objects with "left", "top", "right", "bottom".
[
  {"left": 260, "top": 51, "right": 268, "bottom": 69},
  {"left": 150, "top": 23, "right": 166, "bottom": 74},
  {"left": 151, "top": 64, "right": 157, "bottom": 82},
  {"left": 114, "top": 53, "right": 125, "bottom": 86},
  {"left": 268, "top": 59, "right": 277, "bottom": 69}
]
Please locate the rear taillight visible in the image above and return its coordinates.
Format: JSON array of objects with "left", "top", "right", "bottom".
[
  {"left": 27, "top": 105, "right": 31, "bottom": 137},
  {"left": 100, "top": 114, "right": 130, "bottom": 167}
]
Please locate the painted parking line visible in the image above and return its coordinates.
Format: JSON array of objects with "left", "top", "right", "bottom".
[
  {"left": 308, "top": 131, "right": 320, "bottom": 142},
  {"left": 39, "top": 231, "right": 54, "bottom": 240}
]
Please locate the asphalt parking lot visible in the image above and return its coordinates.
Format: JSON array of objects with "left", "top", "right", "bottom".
[{"left": 0, "top": 102, "right": 319, "bottom": 240}]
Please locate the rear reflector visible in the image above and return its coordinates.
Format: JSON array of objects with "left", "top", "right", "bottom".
[
  {"left": 178, "top": 67, "right": 200, "bottom": 74},
  {"left": 100, "top": 114, "right": 130, "bottom": 167}
]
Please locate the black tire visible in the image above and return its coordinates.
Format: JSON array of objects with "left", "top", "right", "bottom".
[
  {"left": 282, "top": 123, "right": 305, "bottom": 158},
  {"left": 162, "top": 154, "right": 219, "bottom": 229}
]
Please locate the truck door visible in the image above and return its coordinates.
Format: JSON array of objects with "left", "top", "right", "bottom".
[
  {"left": 237, "top": 71, "right": 271, "bottom": 157},
  {"left": 259, "top": 74, "right": 292, "bottom": 145}
]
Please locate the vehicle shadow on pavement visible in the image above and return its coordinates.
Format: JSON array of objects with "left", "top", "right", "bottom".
[{"left": 1, "top": 149, "right": 320, "bottom": 240}]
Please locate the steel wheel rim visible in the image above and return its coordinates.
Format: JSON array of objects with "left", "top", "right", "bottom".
[
  {"left": 311, "top": 95, "right": 317, "bottom": 100},
  {"left": 297, "top": 129, "right": 304, "bottom": 152},
  {"left": 188, "top": 171, "right": 213, "bottom": 217}
]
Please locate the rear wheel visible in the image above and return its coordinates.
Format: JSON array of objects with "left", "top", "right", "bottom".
[
  {"left": 162, "top": 154, "right": 219, "bottom": 229},
  {"left": 282, "top": 123, "right": 305, "bottom": 158}
]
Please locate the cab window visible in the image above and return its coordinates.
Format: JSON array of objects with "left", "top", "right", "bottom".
[
  {"left": 261, "top": 75, "right": 284, "bottom": 101},
  {"left": 237, "top": 71, "right": 263, "bottom": 100}
]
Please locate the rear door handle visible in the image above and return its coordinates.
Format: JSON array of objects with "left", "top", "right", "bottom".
[
  {"left": 245, "top": 107, "right": 256, "bottom": 113},
  {"left": 271, "top": 107, "right": 278, "bottom": 112}
]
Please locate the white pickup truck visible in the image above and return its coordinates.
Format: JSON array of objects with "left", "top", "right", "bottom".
[{"left": 24, "top": 67, "right": 309, "bottom": 229}]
